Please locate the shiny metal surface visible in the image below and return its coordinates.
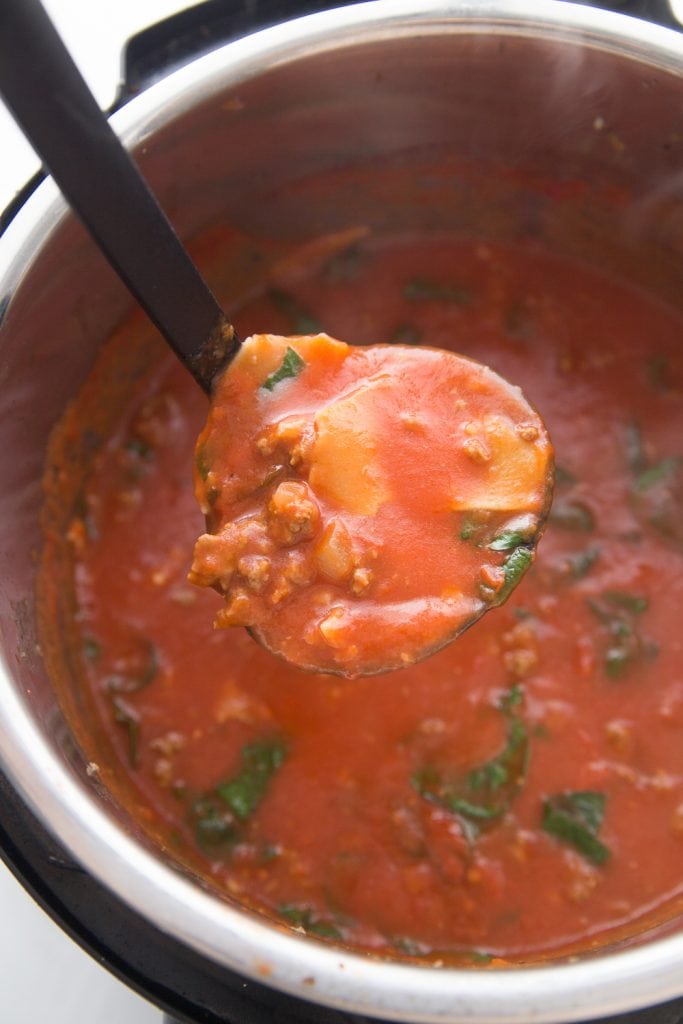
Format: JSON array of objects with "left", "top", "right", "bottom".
[{"left": 1, "top": 3, "right": 683, "bottom": 1021}]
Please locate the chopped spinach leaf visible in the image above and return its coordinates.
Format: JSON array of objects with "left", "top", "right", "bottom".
[
  {"left": 498, "top": 682, "right": 523, "bottom": 714},
  {"left": 189, "top": 739, "right": 287, "bottom": 853},
  {"left": 467, "top": 759, "right": 509, "bottom": 795},
  {"left": 460, "top": 514, "right": 480, "bottom": 542},
  {"left": 489, "top": 528, "right": 532, "bottom": 552},
  {"left": 82, "top": 636, "right": 101, "bottom": 662},
  {"left": 631, "top": 451, "right": 683, "bottom": 544},
  {"left": 107, "top": 637, "right": 159, "bottom": 693},
  {"left": 216, "top": 739, "right": 287, "bottom": 821},
  {"left": 403, "top": 278, "right": 471, "bottom": 305},
  {"left": 392, "top": 936, "right": 428, "bottom": 957},
  {"left": 587, "top": 595, "right": 647, "bottom": 679},
  {"left": 125, "top": 437, "right": 154, "bottom": 459},
  {"left": 603, "top": 591, "right": 648, "bottom": 615},
  {"left": 279, "top": 904, "right": 342, "bottom": 939},
  {"left": 493, "top": 546, "right": 534, "bottom": 604},
  {"left": 111, "top": 696, "right": 140, "bottom": 769},
  {"left": 190, "top": 794, "right": 238, "bottom": 851},
  {"left": 261, "top": 347, "right": 306, "bottom": 392},
  {"left": 137, "top": 639, "right": 159, "bottom": 689},
  {"left": 542, "top": 791, "right": 610, "bottom": 865},
  {"left": 627, "top": 430, "right": 683, "bottom": 541},
  {"left": 412, "top": 707, "right": 528, "bottom": 838},
  {"left": 459, "top": 511, "right": 492, "bottom": 543},
  {"left": 565, "top": 546, "right": 599, "bottom": 579},
  {"left": 634, "top": 457, "right": 680, "bottom": 493},
  {"left": 605, "top": 646, "right": 633, "bottom": 679},
  {"left": 464, "top": 950, "right": 494, "bottom": 965},
  {"left": 259, "top": 842, "right": 281, "bottom": 863},
  {"left": 444, "top": 796, "right": 502, "bottom": 821},
  {"left": 588, "top": 589, "right": 651, "bottom": 679},
  {"left": 586, "top": 598, "right": 625, "bottom": 630},
  {"left": 549, "top": 499, "right": 594, "bottom": 532},
  {"left": 468, "top": 719, "right": 527, "bottom": 793}
]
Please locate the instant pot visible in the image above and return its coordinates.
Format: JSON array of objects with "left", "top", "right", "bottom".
[{"left": 1, "top": 2, "right": 683, "bottom": 1022}]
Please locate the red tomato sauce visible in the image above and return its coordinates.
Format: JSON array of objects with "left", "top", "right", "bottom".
[{"left": 41, "top": 233, "right": 683, "bottom": 962}]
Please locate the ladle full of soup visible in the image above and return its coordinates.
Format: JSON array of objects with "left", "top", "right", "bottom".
[{"left": 190, "top": 333, "right": 553, "bottom": 676}]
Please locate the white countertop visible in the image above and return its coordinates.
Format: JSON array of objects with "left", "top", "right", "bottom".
[
  {"left": 0, "top": 4, "right": 192, "bottom": 1019},
  {"left": 0, "top": 864, "right": 159, "bottom": 1023}
]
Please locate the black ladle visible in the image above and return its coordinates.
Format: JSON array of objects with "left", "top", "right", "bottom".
[{"left": 0, "top": 0, "right": 238, "bottom": 393}]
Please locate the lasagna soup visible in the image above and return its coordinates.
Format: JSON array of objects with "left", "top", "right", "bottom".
[{"left": 40, "top": 230, "right": 683, "bottom": 963}]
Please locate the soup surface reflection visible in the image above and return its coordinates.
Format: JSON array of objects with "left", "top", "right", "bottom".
[{"left": 43, "top": 232, "right": 683, "bottom": 962}]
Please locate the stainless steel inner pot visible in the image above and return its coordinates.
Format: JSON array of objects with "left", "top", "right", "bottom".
[{"left": 1, "top": 2, "right": 683, "bottom": 1021}]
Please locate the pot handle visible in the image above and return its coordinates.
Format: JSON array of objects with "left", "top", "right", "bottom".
[
  {"left": 0, "top": 0, "right": 359, "bottom": 235},
  {"left": 114, "top": 0, "right": 683, "bottom": 104},
  {"left": 580, "top": 0, "right": 679, "bottom": 26},
  {"left": 114, "top": 0, "right": 365, "bottom": 109}
]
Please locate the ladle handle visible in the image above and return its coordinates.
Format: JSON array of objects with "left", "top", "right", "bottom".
[{"left": 0, "top": 0, "right": 237, "bottom": 393}]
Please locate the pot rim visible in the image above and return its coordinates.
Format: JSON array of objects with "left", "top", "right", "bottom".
[{"left": 1, "top": 3, "right": 683, "bottom": 1021}]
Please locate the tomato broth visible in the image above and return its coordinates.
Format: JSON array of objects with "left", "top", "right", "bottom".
[{"left": 41, "top": 232, "right": 683, "bottom": 962}]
